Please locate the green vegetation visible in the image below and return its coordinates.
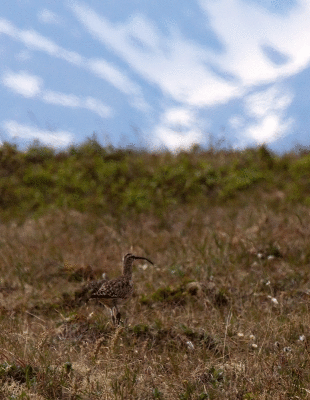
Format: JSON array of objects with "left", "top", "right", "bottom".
[
  {"left": 1, "top": 139, "right": 310, "bottom": 398},
  {"left": 0, "top": 137, "right": 309, "bottom": 222}
]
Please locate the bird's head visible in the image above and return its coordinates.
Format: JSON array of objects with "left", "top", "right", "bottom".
[{"left": 123, "top": 253, "right": 154, "bottom": 266}]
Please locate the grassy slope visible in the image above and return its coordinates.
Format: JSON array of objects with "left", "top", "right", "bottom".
[
  {"left": 1, "top": 141, "right": 310, "bottom": 398},
  {"left": 1, "top": 138, "right": 310, "bottom": 222}
]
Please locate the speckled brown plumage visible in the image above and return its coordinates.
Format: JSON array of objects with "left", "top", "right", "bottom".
[
  {"left": 75, "top": 277, "right": 108, "bottom": 304},
  {"left": 90, "top": 253, "right": 153, "bottom": 325}
]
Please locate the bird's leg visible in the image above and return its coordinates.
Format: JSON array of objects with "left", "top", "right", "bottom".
[
  {"left": 115, "top": 310, "right": 121, "bottom": 325},
  {"left": 111, "top": 306, "right": 121, "bottom": 325},
  {"left": 110, "top": 307, "right": 116, "bottom": 325}
]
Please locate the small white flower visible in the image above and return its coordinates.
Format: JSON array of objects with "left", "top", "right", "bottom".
[
  {"left": 267, "top": 255, "right": 275, "bottom": 260},
  {"left": 283, "top": 347, "right": 292, "bottom": 353},
  {"left": 186, "top": 341, "right": 194, "bottom": 350},
  {"left": 251, "top": 343, "right": 258, "bottom": 349},
  {"left": 299, "top": 335, "right": 306, "bottom": 342},
  {"left": 237, "top": 332, "right": 244, "bottom": 338},
  {"left": 257, "top": 252, "right": 264, "bottom": 259},
  {"left": 267, "top": 295, "right": 278, "bottom": 305},
  {"left": 249, "top": 334, "right": 255, "bottom": 340},
  {"left": 265, "top": 280, "right": 270, "bottom": 286}
]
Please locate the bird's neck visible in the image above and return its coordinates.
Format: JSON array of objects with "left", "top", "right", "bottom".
[{"left": 123, "top": 260, "right": 133, "bottom": 278}]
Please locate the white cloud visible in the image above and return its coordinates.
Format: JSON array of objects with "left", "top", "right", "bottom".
[
  {"left": 88, "top": 59, "right": 149, "bottom": 110},
  {"left": 20, "top": 29, "right": 60, "bottom": 56},
  {"left": 2, "top": 1, "right": 309, "bottom": 148},
  {"left": 127, "top": 14, "right": 161, "bottom": 51},
  {"left": 231, "top": 85, "right": 294, "bottom": 145},
  {"left": 71, "top": 4, "right": 240, "bottom": 107},
  {"left": 164, "top": 108, "right": 195, "bottom": 128},
  {"left": 2, "top": 70, "right": 42, "bottom": 98},
  {"left": 245, "top": 86, "right": 293, "bottom": 118},
  {"left": 198, "top": 0, "right": 310, "bottom": 86},
  {"left": 83, "top": 96, "right": 113, "bottom": 118},
  {"left": 19, "top": 29, "right": 84, "bottom": 67},
  {"left": 2, "top": 70, "right": 113, "bottom": 118},
  {"left": 72, "top": 1, "right": 310, "bottom": 102},
  {"left": 0, "top": 17, "right": 148, "bottom": 110},
  {"left": 42, "top": 91, "right": 80, "bottom": 107},
  {"left": 3, "top": 120, "right": 73, "bottom": 147},
  {"left": 152, "top": 107, "right": 206, "bottom": 152},
  {"left": 229, "top": 115, "right": 245, "bottom": 131},
  {"left": 88, "top": 59, "right": 138, "bottom": 95},
  {"left": 0, "top": 18, "right": 17, "bottom": 36},
  {"left": 71, "top": 1, "right": 310, "bottom": 146},
  {"left": 38, "top": 9, "right": 61, "bottom": 25},
  {"left": 154, "top": 127, "right": 204, "bottom": 152},
  {"left": 244, "top": 114, "right": 294, "bottom": 144},
  {"left": 58, "top": 48, "right": 84, "bottom": 66},
  {"left": 42, "top": 91, "right": 112, "bottom": 117}
]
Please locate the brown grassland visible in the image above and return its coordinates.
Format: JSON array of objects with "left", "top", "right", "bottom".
[{"left": 1, "top": 142, "right": 310, "bottom": 399}]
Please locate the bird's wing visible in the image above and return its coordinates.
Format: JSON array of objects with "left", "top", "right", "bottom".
[
  {"left": 91, "top": 278, "right": 132, "bottom": 299},
  {"left": 75, "top": 278, "right": 107, "bottom": 302}
]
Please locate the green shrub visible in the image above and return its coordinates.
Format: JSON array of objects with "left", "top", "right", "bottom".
[{"left": 0, "top": 138, "right": 310, "bottom": 220}]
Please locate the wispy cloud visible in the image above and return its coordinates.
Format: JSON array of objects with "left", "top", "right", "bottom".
[
  {"left": 245, "top": 86, "right": 293, "bottom": 119},
  {"left": 19, "top": 28, "right": 83, "bottom": 66},
  {"left": 2, "top": 70, "right": 42, "bottom": 98},
  {"left": 199, "top": 0, "right": 310, "bottom": 85},
  {"left": 82, "top": 96, "right": 113, "bottom": 119},
  {"left": 3, "top": 120, "right": 73, "bottom": 147},
  {"left": 42, "top": 91, "right": 112, "bottom": 118},
  {"left": 0, "top": 17, "right": 148, "bottom": 109},
  {"left": 230, "top": 85, "right": 294, "bottom": 146},
  {"left": 2, "top": 70, "right": 112, "bottom": 118},
  {"left": 0, "top": 19, "right": 17, "bottom": 36},
  {"left": 152, "top": 107, "right": 206, "bottom": 152},
  {"left": 42, "top": 91, "right": 80, "bottom": 107},
  {"left": 71, "top": 1, "right": 310, "bottom": 147},
  {"left": 2, "top": 1, "right": 309, "bottom": 149},
  {"left": 244, "top": 114, "right": 293, "bottom": 145},
  {"left": 71, "top": 1, "right": 310, "bottom": 100},
  {"left": 38, "top": 9, "right": 62, "bottom": 26},
  {"left": 87, "top": 59, "right": 148, "bottom": 111},
  {"left": 70, "top": 4, "right": 240, "bottom": 107}
]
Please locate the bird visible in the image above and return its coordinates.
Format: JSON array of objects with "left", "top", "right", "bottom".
[{"left": 85, "top": 253, "right": 154, "bottom": 325}]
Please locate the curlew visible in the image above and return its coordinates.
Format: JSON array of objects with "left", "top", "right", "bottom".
[{"left": 89, "top": 253, "right": 153, "bottom": 325}]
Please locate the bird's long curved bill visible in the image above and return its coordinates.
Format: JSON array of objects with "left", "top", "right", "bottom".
[{"left": 134, "top": 256, "right": 154, "bottom": 265}]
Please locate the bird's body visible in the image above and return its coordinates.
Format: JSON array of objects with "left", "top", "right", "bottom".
[
  {"left": 75, "top": 277, "right": 107, "bottom": 304},
  {"left": 89, "top": 253, "right": 153, "bottom": 325}
]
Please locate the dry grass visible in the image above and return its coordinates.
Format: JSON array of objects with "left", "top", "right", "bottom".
[{"left": 1, "top": 205, "right": 310, "bottom": 399}]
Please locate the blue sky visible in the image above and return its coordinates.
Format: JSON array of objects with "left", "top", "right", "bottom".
[{"left": 0, "top": 0, "right": 310, "bottom": 152}]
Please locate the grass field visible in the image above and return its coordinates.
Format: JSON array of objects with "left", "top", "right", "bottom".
[{"left": 1, "top": 142, "right": 310, "bottom": 398}]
